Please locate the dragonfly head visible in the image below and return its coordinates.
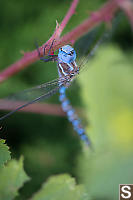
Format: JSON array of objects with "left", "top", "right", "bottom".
[{"left": 58, "top": 45, "right": 76, "bottom": 64}]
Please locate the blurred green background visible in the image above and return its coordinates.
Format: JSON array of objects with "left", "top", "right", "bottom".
[{"left": 0, "top": 0, "right": 133, "bottom": 199}]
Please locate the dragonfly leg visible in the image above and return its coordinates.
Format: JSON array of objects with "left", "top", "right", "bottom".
[
  {"left": 47, "top": 39, "right": 55, "bottom": 56},
  {"left": 35, "top": 40, "right": 58, "bottom": 62},
  {"left": 40, "top": 55, "right": 57, "bottom": 62}
]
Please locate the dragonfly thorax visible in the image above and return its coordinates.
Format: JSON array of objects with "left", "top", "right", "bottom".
[
  {"left": 58, "top": 60, "right": 79, "bottom": 79},
  {"left": 58, "top": 45, "right": 79, "bottom": 80}
]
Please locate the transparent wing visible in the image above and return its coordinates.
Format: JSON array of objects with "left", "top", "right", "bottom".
[
  {"left": 78, "top": 31, "right": 109, "bottom": 73},
  {"left": 8, "top": 78, "right": 61, "bottom": 101},
  {"left": 0, "top": 77, "right": 67, "bottom": 121}
]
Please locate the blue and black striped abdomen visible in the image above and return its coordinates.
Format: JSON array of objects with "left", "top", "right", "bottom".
[{"left": 59, "top": 86, "right": 91, "bottom": 146}]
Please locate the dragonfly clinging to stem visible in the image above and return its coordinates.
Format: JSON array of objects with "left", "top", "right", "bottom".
[{"left": 0, "top": 31, "right": 107, "bottom": 147}]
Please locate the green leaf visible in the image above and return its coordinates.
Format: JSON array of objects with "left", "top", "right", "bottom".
[
  {"left": 0, "top": 139, "right": 11, "bottom": 168},
  {"left": 0, "top": 157, "right": 30, "bottom": 200},
  {"left": 77, "top": 45, "right": 133, "bottom": 199},
  {"left": 32, "top": 174, "right": 90, "bottom": 200}
]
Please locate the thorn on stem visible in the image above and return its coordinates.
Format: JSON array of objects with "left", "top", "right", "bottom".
[{"left": 56, "top": 20, "right": 60, "bottom": 29}]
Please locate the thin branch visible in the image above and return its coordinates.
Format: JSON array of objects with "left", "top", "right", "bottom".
[
  {"left": 0, "top": 99, "right": 65, "bottom": 117},
  {"left": 43, "top": 0, "right": 79, "bottom": 45},
  {"left": 0, "top": 99, "right": 84, "bottom": 118},
  {"left": 57, "top": 0, "right": 79, "bottom": 36}
]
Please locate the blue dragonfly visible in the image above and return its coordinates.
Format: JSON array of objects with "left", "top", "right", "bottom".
[{"left": 0, "top": 34, "right": 105, "bottom": 147}]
